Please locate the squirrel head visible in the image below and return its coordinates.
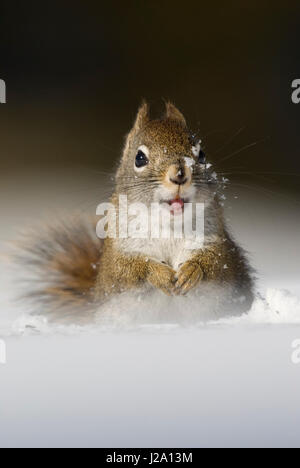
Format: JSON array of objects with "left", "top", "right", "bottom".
[{"left": 116, "top": 101, "right": 216, "bottom": 208}]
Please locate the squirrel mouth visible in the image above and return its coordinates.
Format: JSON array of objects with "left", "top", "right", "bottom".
[{"left": 167, "top": 197, "right": 185, "bottom": 215}]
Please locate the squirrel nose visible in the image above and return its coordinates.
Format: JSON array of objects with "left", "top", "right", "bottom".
[{"left": 168, "top": 166, "right": 188, "bottom": 186}]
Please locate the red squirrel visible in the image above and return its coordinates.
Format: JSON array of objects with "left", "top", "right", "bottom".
[{"left": 19, "top": 102, "right": 254, "bottom": 318}]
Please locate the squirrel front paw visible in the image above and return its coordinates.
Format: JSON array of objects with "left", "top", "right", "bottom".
[
  {"left": 148, "top": 262, "right": 176, "bottom": 296},
  {"left": 174, "top": 261, "right": 203, "bottom": 295}
]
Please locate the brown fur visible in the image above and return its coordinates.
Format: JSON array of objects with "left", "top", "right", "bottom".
[
  {"left": 20, "top": 102, "right": 254, "bottom": 316},
  {"left": 95, "top": 102, "right": 254, "bottom": 311},
  {"left": 17, "top": 219, "right": 102, "bottom": 312}
]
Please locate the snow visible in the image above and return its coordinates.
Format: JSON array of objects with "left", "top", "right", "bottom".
[
  {"left": 184, "top": 156, "right": 195, "bottom": 168},
  {"left": 191, "top": 142, "right": 201, "bottom": 157},
  {"left": 0, "top": 169, "right": 300, "bottom": 448}
]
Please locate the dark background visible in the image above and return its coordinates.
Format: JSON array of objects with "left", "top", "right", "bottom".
[{"left": 0, "top": 0, "right": 300, "bottom": 191}]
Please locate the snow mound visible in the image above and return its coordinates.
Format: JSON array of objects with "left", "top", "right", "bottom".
[
  {"left": 1, "top": 288, "right": 300, "bottom": 337},
  {"left": 222, "top": 289, "right": 300, "bottom": 325},
  {"left": 96, "top": 288, "right": 300, "bottom": 328}
]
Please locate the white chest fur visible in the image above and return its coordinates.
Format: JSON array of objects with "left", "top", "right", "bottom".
[
  {"left": 113, "top": 196, "right": 220, "bottom": 270},
  {"left": 118, "top": 236, "right": 193, "bottom": 271}
]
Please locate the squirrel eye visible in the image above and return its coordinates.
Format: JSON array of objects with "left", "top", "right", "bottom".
[
  {"left": 135, "top": 150, "right": 148, "bottom": 168},
  {"left": 198, "top": 150, "right": 206, "bottom": 164}
]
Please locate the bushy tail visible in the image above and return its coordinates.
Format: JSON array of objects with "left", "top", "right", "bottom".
[{"left": 16, "top": 218, "right": 103, "bottom": 313}]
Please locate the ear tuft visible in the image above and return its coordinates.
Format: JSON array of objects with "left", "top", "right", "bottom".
[
  {"left": 165, "top": 102, "right": 186, "bottom": 126},
  {"left": 123, "top": 101, "right": 149, "bottom": 155},
  {"left": 132, "top": 101, "right": 150, "bottom": 133}
]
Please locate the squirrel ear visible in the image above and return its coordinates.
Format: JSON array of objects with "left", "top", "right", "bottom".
[
  {"left": 124, "top": 101, "right": 149, "bottom": 155},
  {"left": 132, "top": 101, "right": 150, "bottom": 133},
  {"left": 165, "top": 102, "right": 186, "bottom": 126}
]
